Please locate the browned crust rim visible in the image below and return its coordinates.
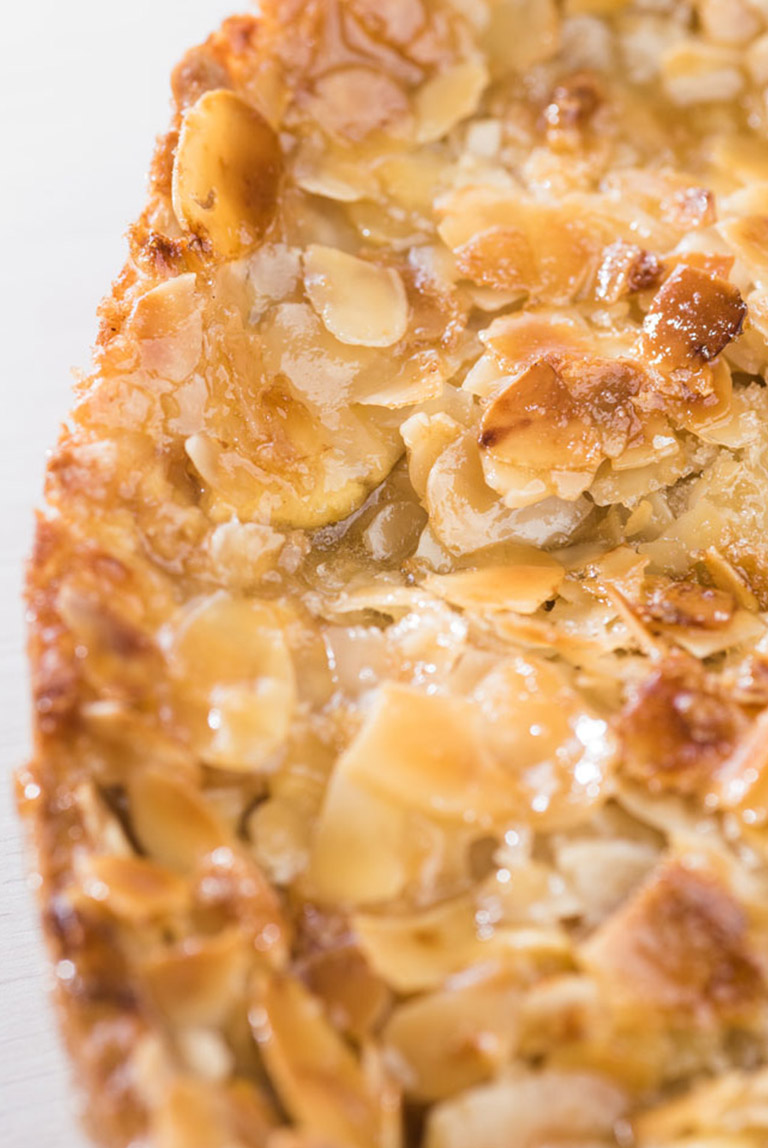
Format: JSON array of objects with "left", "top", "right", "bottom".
[{"left": 17, "top": 18, "right": 267, "bottom": 1140}]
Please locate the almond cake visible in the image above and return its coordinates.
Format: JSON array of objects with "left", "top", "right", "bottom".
[{"left": 20, "top": 1, "right": 768, "bottom": 1145}]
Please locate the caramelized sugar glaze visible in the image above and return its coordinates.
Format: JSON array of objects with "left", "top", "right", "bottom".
[{"left": 22, "top": 1, "right": 768, "bottom": 1144}]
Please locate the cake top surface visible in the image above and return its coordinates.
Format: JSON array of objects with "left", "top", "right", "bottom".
[{"left": 22, "top": 1, "right": 768, "bottom": 1146}]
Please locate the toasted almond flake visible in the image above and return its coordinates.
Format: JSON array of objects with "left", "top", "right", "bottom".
[
  {"left": 641, "top": 264, "right": 746, "bottom": 372},
  {"left": 422, "top": 557, "right": 563, "bottom": 615},
  {"left": 663, "top": 610, "right": 765, "bottom": 660},
  {"left": 425, "top": 1069, "right": 627, "bottom": 1148},
  {"left": 79, "top": 854, "right": 188, "bottom": 922},
  {"left": 251, "top": 972, "right": 385, "bottom": 1148},
  {"left": 308, "top": 66, "right": 410, "bottom": 143},
  {"left": 129, "top": 768, "right": 229, "bottom": 873},
  {"left": 308, "top": 769, "right": 410, "bottom": 905},
  {"left": 461, "top": 352, "right": 507, "bottom": 399},
  {"left": 130, "top": 274, "right": 203, "bottom": 382},
  {"left": 153, "top": 1078, "right": 277, "bottom": 1148},
  {"left": 354, "top": 896, "right": 542, "bottom": 994},
  {"left": 338, "top": 682, "right": 518, "bottom": 824},
  {"left": 472, "top": 655, "right": 616, "bottom": 829},
  {"left": 624, "top": 499, "right": 655, "bottom": 537},
  {"left": 356, "top": 350, "right": 447, "bottom": 409},
  {"left": 428, "top": 430, "right": 593, "bottom": 551},
  {"left": 383, "top": 969, "right": 521, "bottom": 1101},
  {"left": 555, "top": 838, "right": 659, "bottom": 927},
  {"left": 711, "top": 135, "right": 768, "bottom": 188},
  {"left": 480, "top": 310, "right": 594, "bottom": 370},
  {"left": 698, "top": 0, "right": 762, "bottom": 46},
  {"left": 301, "top": 945, "right": 391, "bottom": 1044},
  {"left": 455, "top": 225, "right": 536, "bottom": 294},
  {"left": 720, "top": 215, "right": 768, "bottom": 290},
  {"left": 206, "top": 679, "right": 295, "bottom": 771},
  {"left": 714, "top": 706, "right": 768, "bottom": 814},
  {"left": 303, "top": 246, "right": 409, "bottom": 348},
  {"left": 153, "top": 1082, "right": 233, "bottom": 1148},
  {"left": 704, "top": 547, "right": 761, "bottom": 612},
  {"left": 141, "top": 928, "right": 249, "bottom": 1026},
  {"left": 582, "top": 859, "right": 764, "bottom": 1020},
  {"left": 480, "top": 458, "right": 554, "bottom": 510},
  {"left": 632, "top": 1067, "right": 768, "bottom": 1143},
  {"left": 438, "top": 188, "right": 612, "bottom": 304},
  {"left": 478, "top": 355, "right": 646, "bottom": 480},
  {"left": 165, "top": 592, "right": 296, "bottom": 771},
  {"left": 207, "top": 520, "right": 285, "bottom": 591},
  {"left": 401, "top": 412, "right": 464, "bottom": 501},
  {"left": 747, "top": 33, "right": 768, "bottom": 85},
  {"left": 602, "top": 585, "right": 667, "bottom": 658},
  {"left": 71, "top": 780, "right": 133, "bottom": 857},
  {"left": 414, "top": 59, "right": 488, "bottom": 144},
  {"left": 172, "top": 89, "right": 282, "bottom": 259},
  {"left": 294, "top": 143, "right": 372, "bottom": 203},
  {"left": 329, "top": 584, "right": 429, "bottom": 618}
]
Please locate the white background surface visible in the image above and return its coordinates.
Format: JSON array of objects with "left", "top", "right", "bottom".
[{"left": 1, "top": 2, "right": 236, "bottom": 1143}]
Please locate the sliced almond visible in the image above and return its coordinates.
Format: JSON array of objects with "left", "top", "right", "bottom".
[
  {"left": 439, "top": 188, "right": 608, "bottom": 304},
  {"left": 414, "top": 59, "right": 488, "bottom": 145},
  {"left": 401, "top": 412, "right": 464, "bottom": 501},
  {"left": 720, "top": 215, "right": 768, "bottom": 290},
  {"left": 425, "top": 1069, "right": 626, "bottom": 1148},
  {"left": 307, "top": 66, "right": 410, "bottom": 143},
  {"left": 383, "top": 969, "right": 520, "bottom": 1101},
  {"left": 354, "top": 897, "right": 568, "bottom": 994},
  {"left": 426, "top": 432, "right": 590, "bottom": 553},
  {"left": 165, "top": 592, "right": 296, "bottom": 771},
  {"left": 582, "top": 859, "right": 764, "bottom": 1021},
  {"left": 632, "top": 1068, "right": 768, "bottom": 1145},
  {"left": 172, "top": 89, "right": 282, "bottom": 259},
  {"left": 153, "top": 1077, "right": 276, "bottom": 1148},
  {"left": 251, "top": 973, "right": 385, "bottom": 1148},
  {"left": 338, "top": 682, "right": 518, "bottom": 825},
  {"left": 478, "top": 356, "right": 646, "bottom": 482},
  {"left": 303, "top": 246, "right": 409, "bottom": 348},
  {"left": 79, "top": 854, "right": 189, "bottom": 922},
  {"left": 308, "top": 769, "right": 410, "bottom": 905},
  {"left": 130, "top": 274, "right": 203, "bottom": 382},
  {"left": 356, "top": 350, "right": 447, "bottom": 409},
  {"left": 141, "top": 927, "right": 249, "bottom": 1027},
  {"left": 641, "top": 264, "right": 746, "bottom": 373},
  {"left": 479, "top": 311, "right": 597, "bottom": 372},
  {"left": 129, "top": 768, "right": 229, "bottom": 873},
  {"left": 354, "top": 897, "right": 498, "bottom": 994},
  {"left": 423, "top": 556, "right": 563, "bottom": 615},
  {"left": 472, "top": 656, "right": 616, "bottom": 830},
  {"left": 662, "top": 41, "right": 743, "bottom": 107},
  {"left": 455, "top": 226, "right": 536, "bottom": 295}
]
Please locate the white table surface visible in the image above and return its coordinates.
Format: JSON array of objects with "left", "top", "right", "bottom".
[{"left": 1, "top": 3, "right": 236, "bottom": 1142}]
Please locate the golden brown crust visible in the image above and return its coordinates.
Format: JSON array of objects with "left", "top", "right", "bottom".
[{"left": 21, "top": 3, "right": 768, "bottom": 1147}]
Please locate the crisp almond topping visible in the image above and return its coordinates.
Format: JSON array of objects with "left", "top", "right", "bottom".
[{"left": 24, "top": 1, "right": 768, "bottom": 1144}]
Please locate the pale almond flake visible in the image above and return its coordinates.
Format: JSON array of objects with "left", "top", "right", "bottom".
[{"left": 303, "top": 245, "right": 409, "bottom": 347}]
